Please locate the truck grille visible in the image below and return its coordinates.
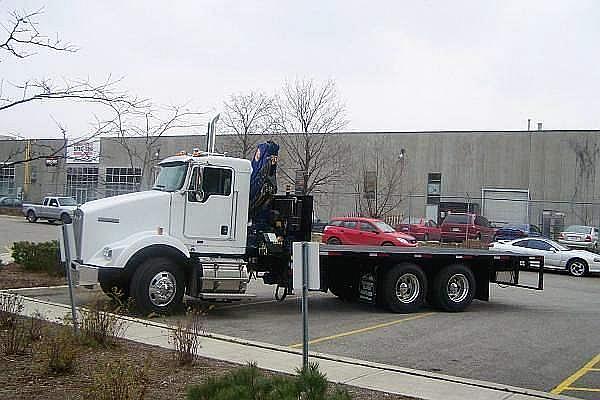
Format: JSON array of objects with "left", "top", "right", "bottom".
[{"left": 72, "top": 209, "right": 84, "bottom": 261}]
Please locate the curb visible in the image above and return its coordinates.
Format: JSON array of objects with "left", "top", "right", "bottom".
[{"left": 1, "top": 290, "right": 576, "bottom": 400}]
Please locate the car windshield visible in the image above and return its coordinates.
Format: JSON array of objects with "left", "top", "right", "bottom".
[
  {"left": 153, "top": 162, "right": 188, "bottom": 192},
  {"left": 372, "top": 220, "right": 396, "bottom": 233},
  {"left": 564, "top": 225, "right": 592, "bottom": 234},
  {"left": 58, "top": 197, "right": 77, "bottom": 206},
  {"left": 443, "top": 214, "right": 469, "bottom": 224}
]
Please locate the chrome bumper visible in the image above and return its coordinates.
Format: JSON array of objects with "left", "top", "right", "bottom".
[{"left": 71, "top": 261, "right": 99, "bottom": 286}]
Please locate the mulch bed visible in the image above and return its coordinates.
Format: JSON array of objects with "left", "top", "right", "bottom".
[{"left": 0, "top": 263, "right": 65, "bottom": 289}]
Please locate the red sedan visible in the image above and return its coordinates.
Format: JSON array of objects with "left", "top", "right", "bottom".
[
  {"left": 322, "top": 217, "right": 418, "bottom": 247},
  {"left": 396, "top": 217, "right": 442, "bottom": 241}
]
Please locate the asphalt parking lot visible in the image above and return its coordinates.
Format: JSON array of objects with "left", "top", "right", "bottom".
[{"left": 2, "top": 215, "right": 599, "bottom": 399}]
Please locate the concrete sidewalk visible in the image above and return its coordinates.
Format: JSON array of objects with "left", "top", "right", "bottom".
[{"left": 5, "top": 290, "right": 576, "bottom": 400}]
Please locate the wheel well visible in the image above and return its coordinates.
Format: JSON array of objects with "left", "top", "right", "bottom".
[
  {"left": 124, "top": 245, "right": 190, "bottom": 280},
  {"left": 567, "top": 257, "right": 588, "bottom": 268}
]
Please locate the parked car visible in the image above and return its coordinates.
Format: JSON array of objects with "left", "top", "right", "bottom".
[
  {"left": 440, "top": 213, "right": 495, "bottom": 242},
  {"left": 22, "top": 196, "right": 78, "bottom": 223},
  {"left": 558, "top": 225, "right": 599, "bottom": 250},
  {"left": 493, "top": 223, "right": 542, "bottom": 241},
  {"left": 322, "top": 217, "right": 417, "bottom": 247},
  {"left": 0, "top": 196, "right": 23, "bottom": 208},
  {"left": 395, "top": 217, "right": 441, "bottom": 241},
  {"left": 489, "top": 237, "right": 600, "bottom": 276}
]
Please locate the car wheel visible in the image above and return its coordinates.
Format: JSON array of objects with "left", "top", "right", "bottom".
[
  {"left": 382, "top": 242, "right": 395, "bottom": 246},
  {"left": 423, "top": 233, "right": 429, "bottom": 241},
  {"left": 129, "top": 257, "right": 185, "bottom": 315},
  {"left": 380, "top": 263, "right": 427, "bottom": 313},
  {"left": 567, "top": 259, "right": 588, "bottom": 277},
  {"left": 327, "top": 237, "right": 342, "bottom": 245},
  {"left": 431, "top": 264, "right": 476, "bottom": 312},
  {"left": 26, "top": 210, "right": 37, "bottom": 223}
]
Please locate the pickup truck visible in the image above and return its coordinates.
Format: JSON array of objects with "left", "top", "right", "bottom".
[{"left": 23, "top": 196, "right": 78, "bottom": 224}]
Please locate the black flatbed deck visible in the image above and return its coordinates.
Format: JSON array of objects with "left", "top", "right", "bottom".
[{"left": 319, "top": 244, "right": 525, "bottom": 258}]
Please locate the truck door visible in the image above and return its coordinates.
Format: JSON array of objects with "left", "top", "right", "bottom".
[
  {"left": 183, "top": 166, "right": 235, "bottom": 241},
  {"left": 48, "top": 198, "right": 60, "bottom": 219}
]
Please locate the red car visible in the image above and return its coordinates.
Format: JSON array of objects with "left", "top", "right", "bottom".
[
  {"left": 322, "top": 217, "right": 418, "bottom": 247},
  {"left": 440, "top": 213, "right": 495, "bottom": 242},
  {"left": 395, "top": 217, "right": 442, "bottom": 241}
]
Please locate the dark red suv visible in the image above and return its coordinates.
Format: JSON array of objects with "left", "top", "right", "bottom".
[
  {"left": 440, "top": 213, "right": 495, "bottom": 242},
  {"left": 322, "top": 217, "right": 417, "bottom": 247}
]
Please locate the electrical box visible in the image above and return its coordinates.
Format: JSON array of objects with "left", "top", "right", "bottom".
[{"left": 292, "top": 242, "right": 321, "bottom": 291}]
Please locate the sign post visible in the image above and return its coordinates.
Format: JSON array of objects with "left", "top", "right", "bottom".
[
  {"left": 60, "top": 215, "right": 79, "bottom": 334},
  {"left": 301, "top": 241, "right": 309, "bottom": 370}
]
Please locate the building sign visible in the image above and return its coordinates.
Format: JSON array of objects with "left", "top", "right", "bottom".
[
  {"left": 66, "top": 140, "right": 100, "bottom": 164},
  {"left": 45, "top": 157, "right": 59, "bottom": 167}
]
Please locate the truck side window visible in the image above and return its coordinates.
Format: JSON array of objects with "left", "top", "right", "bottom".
[
  {"left": 43, "top": 198, "right": 49, "bottom": 206},
  {"left": 49, "top": 199, "right": 58, "bottom": 207},
  {"left": 187, "top": 167, "right": 203, "bottom": 202},
  {"left": 202, "top": 167, "right": 232, "bottom": 198}
]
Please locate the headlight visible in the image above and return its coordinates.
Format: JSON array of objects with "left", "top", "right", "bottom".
[{"left": 397, "top": 238, "right": 408, "bottom": 244}]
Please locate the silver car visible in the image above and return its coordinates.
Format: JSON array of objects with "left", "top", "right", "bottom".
[
  {"left": 490, "top": 237, "right": 600, "bottom": 276},
  {"left": 558, "top": 225, "right": 599, "bottom": 250}
]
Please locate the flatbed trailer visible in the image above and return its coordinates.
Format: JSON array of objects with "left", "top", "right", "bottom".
[{"left": 314, "top": 244, "right": 543, "bottom": 312}]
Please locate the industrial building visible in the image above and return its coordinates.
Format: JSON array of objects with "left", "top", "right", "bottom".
[{"left": 1, "top": 129, "right": 599, "bottom": 233}]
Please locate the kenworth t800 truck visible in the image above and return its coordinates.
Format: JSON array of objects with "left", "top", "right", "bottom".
[{"left": 65, "top": 140, "right": 543, "bottom": 315}]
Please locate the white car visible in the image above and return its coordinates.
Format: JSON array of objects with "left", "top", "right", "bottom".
[{"left": 489, "top": 237, "right": 600, "bottom": 277}]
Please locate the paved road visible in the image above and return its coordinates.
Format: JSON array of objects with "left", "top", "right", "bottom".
[
  {"left": 0, "top": 215, "right": 60, "bottom": 255},
  {"left": 3, "top": 214, "right": 599, "bottom": 399}
]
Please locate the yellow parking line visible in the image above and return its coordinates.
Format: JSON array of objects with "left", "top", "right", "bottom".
[
  {"left": 289, "top": 312, "right": 435, "bottom": 348},
  {"left": 563, "top": 387, "right": 600, "bottom": 392},
  {"left": 551, "top": 353, "right": 600, "bottom": 394}
]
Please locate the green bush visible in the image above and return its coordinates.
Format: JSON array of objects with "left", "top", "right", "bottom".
[
  {"left": 11, "top": 240, "right": 64, "bottom": 276},
  {"left": 187, "top": 362, "right": 352, "bottom": 400}
]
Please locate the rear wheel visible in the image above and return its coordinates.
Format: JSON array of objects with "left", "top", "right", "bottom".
[
  {"left": 432, "top": 264, "right": 476, "bottom": 312},
  {"left": 129, "top": 257, "right": 185, "bottom": 315},
  {"left": 327, "top": 237, "right": 342, "bottom": 245},
  {"left": 380, "top": 263, "right": 426, "bottom": 313},
  {"left": 567, "top": 259, "right": 587, "bottom": 277},
  {"left": 26, "top": 210, "right": 37, "bottom": 223}
]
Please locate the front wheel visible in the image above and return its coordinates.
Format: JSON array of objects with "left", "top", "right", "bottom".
[
  {"left": 567, "top": 259, "right": 587, "bottom": 277},
  {"left": 380, "top": 263, "right": 427, "bottom": 313},
  {"left": 327, "top": 237, "right": 342, "bottom": 245},
  {"left": 129, "top": 257, "right": 185, "bottom": 315},
  {"left": 26, "top": 210, "right": 37, "bottom": 223},
  {"left": 431, "top": 264, "right": 476, "bottom": 312}
]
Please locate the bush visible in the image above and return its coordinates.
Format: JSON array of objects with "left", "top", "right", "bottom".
[
  {"left": 186, "top": 362, "right": 352, "bottom": 400},
  {"left": 11, "top": 240, "right": 64, "bottom": 276},
  {"left": 87, "top": 358, "right": 150, "bottom": 400},
  {"left": 0, "top": 292, "right": 24, "bottom": 328},
  {"left": 79, "top": 299, "right": 126, "bottom": 347},
  {"left": 44, "top": 327, "right": 77, "bottom": 375},
  {"left": 1, "top": 318, "right": 30, "bottom": 355},
  {"left": 171, "top": 308, "right": 204, "bottom": 366}
]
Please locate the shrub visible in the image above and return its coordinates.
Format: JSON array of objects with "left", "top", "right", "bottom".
[
  {"left": 1, "top": 318, "right": 30, "bottom": 355},
  {"left": 44, "top": 327, "right": 77, "bottom": 375},
  {"left": 0, "top": 292, "right": 23, "bottom": 328},
  {"left": 186, "top": 362, "right": 353, "bottom": 400},
  {"left": 29, "top": 312, "right": 45, "bottom": 342},
  {"left": 11, "top": 240, "right": 64, "bottom": 276},
  {"left": 79, "top": 299, "right": 126, "bottom": 347},
  {"left": 87, "top": 358, "right": 150, "bottom": 400},
  {"left": 171, "top": 308, "right": 204, "bottom": 366}
]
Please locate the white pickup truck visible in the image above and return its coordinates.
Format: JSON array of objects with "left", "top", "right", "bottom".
[{"left": 23, "top": 196, "right": 78, "bottom": 224}]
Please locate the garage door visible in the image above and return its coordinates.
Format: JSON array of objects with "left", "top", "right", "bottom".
[{"left": 482, "top": 188, "right": 529, "bottom": 227}]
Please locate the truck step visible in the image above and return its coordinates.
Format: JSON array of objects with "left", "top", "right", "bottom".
[{"left": 197, "top": 293, "right": 257, "bottom": 300}]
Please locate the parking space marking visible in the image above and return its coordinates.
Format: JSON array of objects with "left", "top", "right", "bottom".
[
  {"left": 550, "top": 353, "right": 600, "bottom": 395},
  {"left": 289, "top": 312, "right": 435, "bottom": 348}
]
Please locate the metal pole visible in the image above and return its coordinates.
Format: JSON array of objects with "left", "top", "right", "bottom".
[
  {"left": 61, "top": 222, "right": 79, "bottom": 334},
  {"left": 301, "top": 241, "right": 309, "bottom": 370}
]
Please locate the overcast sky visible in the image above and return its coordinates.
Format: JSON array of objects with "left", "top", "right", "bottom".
[{"left": 2, "top": 0, "right": 600, "bottom": 139}]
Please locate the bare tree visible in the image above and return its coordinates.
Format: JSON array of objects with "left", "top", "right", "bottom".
[
  {"left": 273, "top": 79, "right": 348, "bottom": 194},
  {"left": 220, "top": 92, "right": 274, "bottom": 159}
]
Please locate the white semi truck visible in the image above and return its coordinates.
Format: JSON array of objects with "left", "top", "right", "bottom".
[{"left": 65, "top": 139, "right": 543, "bottom": 315}]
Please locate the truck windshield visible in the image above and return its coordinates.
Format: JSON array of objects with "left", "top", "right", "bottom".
[{"left": 153, "top": 162, "right": 188, "bottom": 192}]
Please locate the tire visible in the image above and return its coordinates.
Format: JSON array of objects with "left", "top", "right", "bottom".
[
  {"left": 129, "top": 257, "right": 185, "bottom": 315},
  {"left": 567, "top": 259, "right": 588, "bottom": 277},
  {"left": 60, "top": 213, "right": 70, "bottom": 224},
  {"left": 432, "top": 264, "right": 476, "bottom": 312},
  {"left": 382, "top": 242, "right": 395, "bottom": 246},
  {"left": 26, "top": 210, "right": 37, "bottom": 223},
  {"left": 329, "top": 280, "right": 359, "bottom": 301},
  {"left": 380, "top": 263, "right": 427, "bottom": 313},
  {"left": 327, "top": 237, "right": 342, "bottom": 245}
]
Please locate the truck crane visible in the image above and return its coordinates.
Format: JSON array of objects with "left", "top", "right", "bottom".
[{"left": 66, "top": 134, "right": 543, "bottom": 315}]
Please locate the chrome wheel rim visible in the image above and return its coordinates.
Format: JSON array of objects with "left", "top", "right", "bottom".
[
  {"left": 395, "top": 273, "right": 420, "bottom": 304},
  {"left": 148, "top": 271, "right": 177, "bottom": 307},
  {"left": 447, "top": 274, "right": 469, "bottom": 303},
  {"left": 570, "top": 262, "right": 585, "bottom": 276}
]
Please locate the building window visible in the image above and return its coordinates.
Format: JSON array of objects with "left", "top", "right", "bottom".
[
  {"left": 66, "top": 167, "right": 99, "bottom": 204},
  {"left": 0, "top": 164, "right": 16, "bottom": 195},
  {"left": 427, "top": 173, "right": 441, "bottom": 205},
  {"left": 105, "top": 167, "right": 141, "bottom": 197}
]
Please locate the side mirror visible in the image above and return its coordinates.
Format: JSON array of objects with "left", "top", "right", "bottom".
[{"left": 194, "top": 190, "right": 205, "bottom": 202}]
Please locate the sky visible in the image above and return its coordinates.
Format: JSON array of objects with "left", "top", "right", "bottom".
[{"left": 2, "top": 0, "right": 600, "bottom": 139}]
